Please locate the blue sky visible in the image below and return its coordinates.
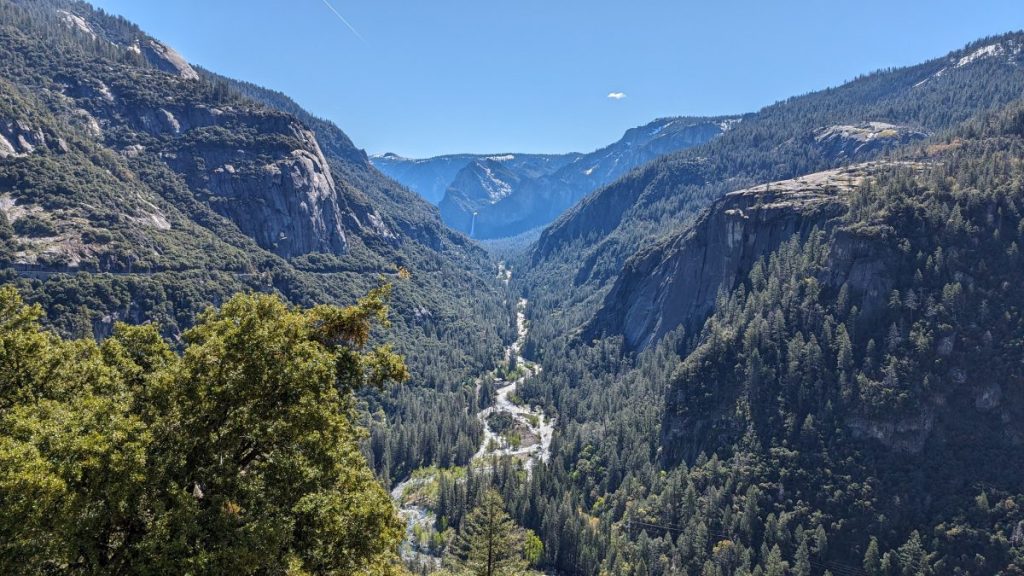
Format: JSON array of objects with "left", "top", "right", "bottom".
[{"left": 90, "top": 0, "right": 1024, "bottom": 158}]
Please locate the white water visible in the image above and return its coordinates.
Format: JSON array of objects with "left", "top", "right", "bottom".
[{"left": 391, "top": 295, "right": 552, "bottom": 564}]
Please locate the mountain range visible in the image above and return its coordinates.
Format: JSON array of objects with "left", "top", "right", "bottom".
[
  {"left": 3, "top": 1, "right": 1024, "bottom": 573},
  {"left": 373, "top": 116, "right": 736, "bottom": 238}
]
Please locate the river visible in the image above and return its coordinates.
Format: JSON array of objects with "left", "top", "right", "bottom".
[{"left": 390, "top": 295, "right": 553, "bottom": 566}]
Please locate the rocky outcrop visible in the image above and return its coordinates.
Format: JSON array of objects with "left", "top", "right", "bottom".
[
  {"left": 811, "top": 122, "right": 928, "bottom": 161},
  {"left": 586, "top": 165, "right": 878, "bottom": 350},
  {"left": 846, "top": 410, "right": 937, "bottom": 454},
  {"left": 0, "top": 119, "right": 49, "bottom": 158},
  {"left": 49, "top": 63, "right": 382, "bottom": 258},
  {"left": 140, "top": 39, "right": 199, "bottom": 81},
  {"left": 56, "top": 7, "right": 197, "bottom": 81},
  {"left": 202, "top": 132, "right": 348, "bottom": 257},
  {"left": 56, "top": 9, "right": 96, "bottom": 40},
  {"left": 160, "top": 114, "right": 354, "bottom": 257}
]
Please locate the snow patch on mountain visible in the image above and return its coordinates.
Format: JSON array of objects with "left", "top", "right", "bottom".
[
  {"left": 957, "top": 43, "right": 1005, "bottom": 67},
  {"left": 478, "top": 165, "right": 513, "bottom": 202},
  {"left": 719, "top": 118, "right": 742, "bottom": 132},
  {"left": 649, "top": 120, "right": 676, "bottom": 137},
  {"left": 916, "top": 40, "right": 1023, "bottom": 88}
]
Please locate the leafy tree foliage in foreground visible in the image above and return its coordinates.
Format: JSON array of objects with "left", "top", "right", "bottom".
[{"left": 0, "top": 285, "right": 409, "bottom": 575}]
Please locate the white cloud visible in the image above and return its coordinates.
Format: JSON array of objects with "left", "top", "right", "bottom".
[{"left": 607, "top": 92, "right": 627, "bottom": 100}]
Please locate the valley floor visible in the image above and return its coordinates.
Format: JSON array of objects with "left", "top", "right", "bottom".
[{"left": 391, "top": 296, "right": 553, "bottom": 566}]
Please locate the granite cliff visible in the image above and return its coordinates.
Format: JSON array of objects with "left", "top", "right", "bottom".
[{"left": 585, "top": 165, "right": 870, "bottom": 349}]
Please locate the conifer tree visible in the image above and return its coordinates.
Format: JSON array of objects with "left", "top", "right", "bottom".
[
  {"left": 864, "top": 537, "right": 882, "bottom": 576},
  {"left": 450, "top": 488, "right": 527, "bottom": 576}
]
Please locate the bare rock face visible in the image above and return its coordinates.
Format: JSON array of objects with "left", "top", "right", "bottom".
[
  {"left": 206, "top": 137, "right": 348, "bottom": 257},
  {"left": 847, "top": 409, "right": 937, "bottom": 454},
  {"left": 53, "top": 61, "right": 378, "bottom": 259},
  {"left": 164, "top": 115, "right": 353, "bottom": 258},
  {"left": 141, "top": 40, "right": 199, "bottom": 81},
  {"left": 0, "top": 119, "right": 47, "bottom": 158},
  {"left": 586, "top": 165, "right": 876, "bottom": 350},
  {"left": 0, "top": 116, "right": 70, "bottom": 158},
  {"left": 812, "top": 122, "right": 929, "bottom": 160},
  {"left": 58, "top": 7, "right": 198, "bottom": 81},
  {"left": 56, "top": 9, "right": 97, "bottom": 40}
]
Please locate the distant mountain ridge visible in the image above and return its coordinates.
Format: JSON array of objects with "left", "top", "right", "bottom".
[
  {"left": 371, "top": 152, "right": 580, "bottom": 205},
  {"left": 373, "top": 116, "right": 737, "bottom": 238}
]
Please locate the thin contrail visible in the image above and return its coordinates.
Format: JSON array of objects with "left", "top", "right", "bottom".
[{"left": 319, "top": 0, "right": 365, "bottom": 42}]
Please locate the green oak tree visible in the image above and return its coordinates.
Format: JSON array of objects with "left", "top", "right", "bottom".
[{"left": 0, "top": 285, "right": 409, "bottom": 575}]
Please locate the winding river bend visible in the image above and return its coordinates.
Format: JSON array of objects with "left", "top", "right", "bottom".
[{"left": 390, "top": 296, "right": 553, "bottom": 564}]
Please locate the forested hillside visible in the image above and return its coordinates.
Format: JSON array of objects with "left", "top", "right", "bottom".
[
  {"left": 3, "top": 1, "right": 1024, "bottom": 574},
  {"left": 491, "top": 98, "right": 1024, "bottom": 575},
  {"left": 523, "top": 32, "right": 1024, "bottom": 346},
  {"left": 0, "top": 0, "right": 511, "bottom": 496}
]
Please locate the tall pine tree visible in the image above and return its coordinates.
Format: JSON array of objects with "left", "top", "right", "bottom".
[{"left": 450, "top": 488, "right": 527, "bottom": 576}]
